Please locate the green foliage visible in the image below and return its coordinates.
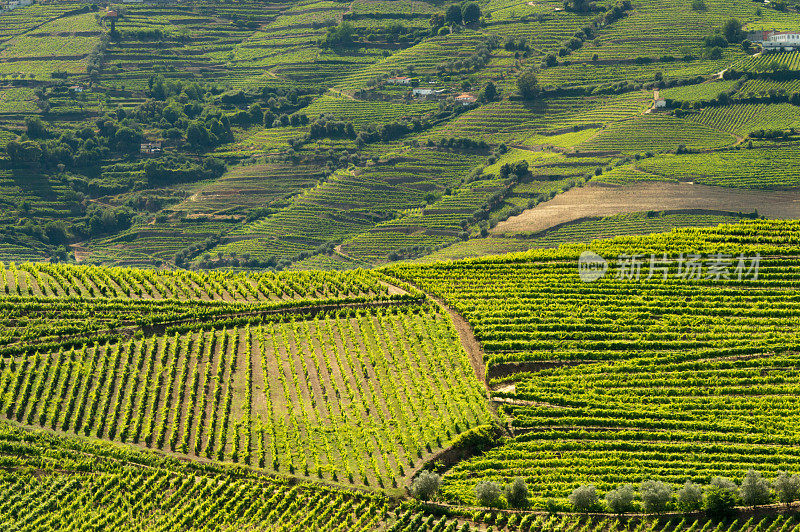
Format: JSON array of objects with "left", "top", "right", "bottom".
[
  {"left": 723, "top": 19, "right": 744, "bottom": 44},
  {"left": 640, "top": 480, "right": 672, "bottom": 513},
  {"left": 704, "top": 484, "right": 738, "bottom": 518},
  {"left": 461, "top": 2, "right": 481, "bottom": 25},
  {"left": 475, "top": 480, "right": 503, "bottom": 507},
  {"left": 516, "top": 69, "right": 540, "bottom": 100},
  {"left": 504, "top": 477, "right": 529, "bottom": 508},
  {"left": 605, "top": 484, "right": 636, "bottom": 514},
  {"left": 445, "top": 4, "right": 462, "bottom": 25},
  {"left": 569, "top": 485, "right": 599, "bottom": 512},
  {"left": 412, "top": 471, "right": 442, "bottom": 501},
  {"left": 740, "top": 469, "right": 772, "bottom": 507},
  {"left": 322, "top": 21, "right": 355, "bottom": 46},
  {"left": 677, "top": 481, "right": 704, "bottom": 512},
  {"left": 773, "top": 471, "right": 800, "bottom": 505},
  {"left": 449, "top": 424, "right": 499, "bottom": 452}
]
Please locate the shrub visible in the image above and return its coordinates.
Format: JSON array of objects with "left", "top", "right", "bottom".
[
  {"left": 640, "top": 480, "right": 672, "bottom": 513},
  {"left": 677, "top": 480, "right": 703, "bottom": 512},
  {"left": 504, "top": 477, "right": 529, "bottom": 508},
  {"left": 475, "top": 481, "right": 503, "bottom": 507},
  {"left": 411, "top": 471, "right": 441, "bottom": 501},
  {"left": 606, "top": 484, "right": 635, "bottom": 514},
  {"left": 740, "top": 469, "right": 772, "bottom": 507},
  {"left": 569, "top": 484, "right": 599, "bottom": 512}
]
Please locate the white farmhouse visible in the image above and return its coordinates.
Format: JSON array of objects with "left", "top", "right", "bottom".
[{"left": 750, "top": 30, "right": 800, "bottom": 51}]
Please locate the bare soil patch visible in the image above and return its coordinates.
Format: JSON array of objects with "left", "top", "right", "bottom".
[{"left": 493, "top": 182, "right": 800, "bottom": 234}]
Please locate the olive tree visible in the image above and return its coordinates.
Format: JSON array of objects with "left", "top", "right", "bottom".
[
  {"left": 504, "top": 477, "right": 529, "bottom": 508},
  {"left": 773, "top": 471, "right": 800, "bottom": 506},
  {"left": 676, "top": 480, "right": 703, "bottom": 512},
  {"left": 605, "top": 484, "right": 636, "bottom": 515},
  {"left": 740, "top": 469, "right": 772, "bottom": 507},
  {"left": 569, "top": 484, "right": 599, "bottom": 513},
  {"left": 640, "top": 480, "right": 672, "bottom": 513},
  {"left": 411, "top": 471, "right": 441, "bottom": 501},
  {"left": 475, "top": 480, "right": 503, "bottom": 508}
]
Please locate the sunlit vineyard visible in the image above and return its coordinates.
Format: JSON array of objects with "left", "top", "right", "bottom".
[
  {"left": 385, "top": 220, "right": 800, "bottom": 506},
  {"left": 0, "top": 261, "right": 487, "bottom": 489},
  {"left": 0, "top": 421, "right": 387, "bottom": 532},
  {"left": 5, "top": 0, "right": 800, "bottom": 525}
]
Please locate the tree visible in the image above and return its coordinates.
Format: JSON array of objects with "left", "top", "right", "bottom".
[
  {"left": 774, "top": 471, "right": 800, "bottom": 506},
  {"left": 429, "top": 12, "right": 445, "bottom": 31},
  {"left": 186, "top": 122, "right": 210, "bottom": 149},
  {"left": 461, "top": 2, "right": 481, "bottom": 24},
  {"left": 481, "top": 81, "right": 498, "bottom": 102},
  {"left": 723, "top": 19, "right": 743, "bottom": 44},
  {"left": 475, "top": 480, "right": 502, "bottom": 507},
  {"left": 504, "top": 477, "right": 529, "bottom": 508},
  {"left": 323, "top": 22, "right": 355, "bottom": 46},
  {"left": 411, "top": 471, "right": 441, "bottom": 501},
  {"left": 606, "top": 484, "right": 635, "bottom": 514},
  {"left": 445, "top": 4, "right": 462, "bottom": 25},
  {"left": 517, "top": 68, "right": 540, "bottom": 100},
  {"left": 705, "top": 477, "right": 738, "bottom": 518},
  {"left": 6, "top": 140, "right": 42, "bottom": 166},
  {"left": 691, "top": 0, "right": 707, "bottom": 10},
  {"left": 114, "top": 127, "right": 142, "bottom": 153},
  {"left": 569, "top": 0, "right": 591, "bottom": 12},
  {"left": 676, "top": 481, "right": 703, "bottom": 512},
  {"left": 640, "top": 480, "right": 672, "bottom": 514},
  {"left": 740, "top": 469, "right": 772, "bottom": 507},
  {"left": 25, "top": 117, "right": 48, "bottom": 139},
  {"left": 569, "top": 485, "right": 599, "bottom": 513}
]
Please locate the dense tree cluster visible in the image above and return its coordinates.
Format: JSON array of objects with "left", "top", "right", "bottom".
[
  {"left": 429, "top": 1, "right": 482, "bottom": 32},
  {"left": 320, "top": 21, "right": 355, "bottom": 46}
]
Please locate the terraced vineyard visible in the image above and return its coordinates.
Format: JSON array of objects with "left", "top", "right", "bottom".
[
  {"left": 0, "top": 421, "right": 388, "bottom": 531},
  {"left": 0, "top": 262, "right": 491, "bottom": 491},
  {"left": 386, "top": 220, "right": 800, "bottom": 507},
  {"left": 632, "top": 147, "right": 800, "bottom": 188},
  {"left": 5, "top": 0, "right": 800, "bottom": 526},
  {"left": 581, "top": 114, "right": 737, "bottom": 153}
]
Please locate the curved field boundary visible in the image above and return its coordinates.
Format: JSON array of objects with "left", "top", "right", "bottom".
[{"left": 382, "top": 274, "right": 488, "bottom": 386}]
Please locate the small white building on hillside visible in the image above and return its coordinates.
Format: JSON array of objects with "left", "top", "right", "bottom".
[
  {"left": 413, "top": 88, "right": 445, "bottom": 99},
  {"left": 455, "top": 93, "right": 477, "bottom": 105},
  {"left": 387, "top": 76, "right": 411, "bottom": 85},
  {"left": 653, "top": 90, "right": 667, "bottom": 108}
]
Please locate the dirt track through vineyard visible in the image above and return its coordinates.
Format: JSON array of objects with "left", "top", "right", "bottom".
[{"left": 493, "top": 182, "right": 800, "bottom": 234}]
